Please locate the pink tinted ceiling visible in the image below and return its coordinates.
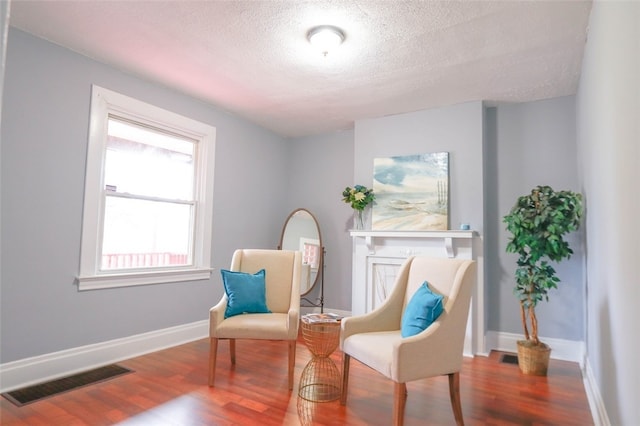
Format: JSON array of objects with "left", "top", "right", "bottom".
[{"left": 9, "top": 0, "right": 592, "bottom": 138}]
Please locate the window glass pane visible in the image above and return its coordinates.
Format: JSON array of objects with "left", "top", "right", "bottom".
[
  {"left": 101, "top": 196, "right": 193, "bottom": 270},
  {"left": 105, "top": 117, "right": 195, "bottom": 200}
]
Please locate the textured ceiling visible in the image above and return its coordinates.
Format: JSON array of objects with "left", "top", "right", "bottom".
[{"left": 9, "top": 0, "right": 592, "bottom": 138}]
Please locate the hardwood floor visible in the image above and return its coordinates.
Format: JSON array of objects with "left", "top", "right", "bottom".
[{"left": 1, "top": 335, "right": 593, "bottom": 425}]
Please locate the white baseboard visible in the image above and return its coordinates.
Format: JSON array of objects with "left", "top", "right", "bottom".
[
  {"left": 0, "top": 320, "right": 209, "bottom": 393},
  {"left": 583, "top": 358, "right": 611, "bottom": 426},
  {"left": 485, "top": 331, "right": 585, "bottom": 365}
]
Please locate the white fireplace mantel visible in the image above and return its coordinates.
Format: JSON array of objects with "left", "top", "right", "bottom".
[{"left": 350, "top": 229, "right": 475, "bottom": 258}]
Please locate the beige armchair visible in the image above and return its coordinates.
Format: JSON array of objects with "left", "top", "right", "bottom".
[
  {"left": 340, "top": 256, "right": 476, "bottom": 426},
  {"left": 209, "top": 249, "right": 302, "bottom": 390}
]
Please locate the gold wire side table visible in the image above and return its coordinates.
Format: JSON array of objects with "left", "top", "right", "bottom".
[{"left": 298, "top": 314, "right": 342, "bottom": 402}]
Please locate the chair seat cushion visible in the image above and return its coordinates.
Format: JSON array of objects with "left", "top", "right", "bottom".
[
  {"left": 215, "top": 313, "right": 292, "bottom": 340},
  {"left": 221, "top": 269, "right": 271, "bottom": 318},
  {"left": 343, "top": 331, "right": 401, "bottom": 379},
  {"left": 401, "top": 281, "right": 443, "bottom": 337}
]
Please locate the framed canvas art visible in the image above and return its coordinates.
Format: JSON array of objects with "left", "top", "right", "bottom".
[{"left": 372, "top": 152, "right": 449, "bottom": 231}]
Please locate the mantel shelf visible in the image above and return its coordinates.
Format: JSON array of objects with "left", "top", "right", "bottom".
[{"left": 349, "top": 229, "right": 476, "bottom": 257}]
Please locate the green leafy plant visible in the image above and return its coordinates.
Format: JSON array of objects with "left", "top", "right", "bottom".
[
  {"left": 342, "top": 185, "right": 375, "bottom": 211},
  {"left": 503, "top": 185, "right": 583, "bottom": 346}
]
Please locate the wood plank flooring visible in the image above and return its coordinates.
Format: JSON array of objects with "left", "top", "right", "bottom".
[{"left": 1, "top": 334, "right": 593, "bottom": 425}]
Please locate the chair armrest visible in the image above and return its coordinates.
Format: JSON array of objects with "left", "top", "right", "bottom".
[
  {"left": 209, "top": 296, "right": 227, "bottom": 337},
  {"left": 287, "top": 306, "right": 300, "bottom": 339},
  {"left": 392, "top": 314, "right": 459, "bottom": 381},
  {"left": 286, "top": 251, "right": 301, "bottom": 339},
  {"left": 340, "top": 256, "right": 413, "bottom": 348},
  {"left": 340, "top": 302, "right": 403, "bottom": 348}
]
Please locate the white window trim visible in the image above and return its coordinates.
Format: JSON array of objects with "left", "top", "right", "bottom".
[{"left": 78, "top": 85, "right": 215, "bottom": 291}]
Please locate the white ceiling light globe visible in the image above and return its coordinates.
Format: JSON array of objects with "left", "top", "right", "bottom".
[{"left": 308, "top": 26, "right": 345, "bottom": 56}]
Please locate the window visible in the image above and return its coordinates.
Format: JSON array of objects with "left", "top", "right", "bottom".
[{"left": 78, "top": 85, "right": 215, "bottom": 290}]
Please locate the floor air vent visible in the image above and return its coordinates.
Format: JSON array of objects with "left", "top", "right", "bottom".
[
  {"left": 2, "top": 364, "right": 133, "bottom": 406},
  {"left": 500, "top": 353, "right": 519, "bottom": 365}
]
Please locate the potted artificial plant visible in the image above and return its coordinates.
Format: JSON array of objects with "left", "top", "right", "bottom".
[{"left": 503, "top": 185, "right": 583, "bottom": 375}]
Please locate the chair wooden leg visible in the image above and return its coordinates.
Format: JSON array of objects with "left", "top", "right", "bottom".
[
  {"left": 208, "top": 337, "right": 218, "bottom": 387},
  {"left": 393, "top": 382, "right": 407, "bottom": 426},
  {"left": 448, "top": 372, "right": 464, "bottom": 426},
  {"left": 229, "top": 339, "right": 236, "bottom": 365},
  {"left": 288, "top": 340, "right": 296, "bottom": 390},
  {"left": 340, "top": 353, "right": 351, "bottom": 405}
]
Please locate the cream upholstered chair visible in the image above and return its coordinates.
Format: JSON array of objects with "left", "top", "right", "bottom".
[
  {"left": 209, "top": 249, "right": 301, "bottom": 390},
  {"left": 340, "top": 256, "right": 476, "bottom": 426}
]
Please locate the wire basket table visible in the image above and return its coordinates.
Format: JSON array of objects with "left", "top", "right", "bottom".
[{"left": 298, "top": 314, "right": 342, "bottom": 402}]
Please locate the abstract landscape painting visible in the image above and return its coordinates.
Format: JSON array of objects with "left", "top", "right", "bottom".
[{"left": 372, "top": 152, "right": 449, "bottom": 231}]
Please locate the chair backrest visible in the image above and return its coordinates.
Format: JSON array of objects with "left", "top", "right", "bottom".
[
  {"left": 230, "top": 249, "right": 301, "bottom": 313},
  {"left": 397, "top": 257, "right": 476, "bottom": 334},
  {"left": 403, "top": 257, "right": 472, "bottom": 306}
]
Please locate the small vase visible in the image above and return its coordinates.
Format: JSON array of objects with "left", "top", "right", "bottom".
[{"left": 354, "top": 210, "right": 365, "bottom": 230}]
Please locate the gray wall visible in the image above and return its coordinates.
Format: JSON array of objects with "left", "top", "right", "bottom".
[
  {"left": 2, "top": 16, "right": 604, "bottom": 387},
  {"left": 283, "top": 98, "right": 580, "bottom": 340},
  {"left": 0, "top": 29, "right": 289, "bottom": 363},
  {"left": 0, "top": 1, "right": 8, "bottom": 284},
  {"left": 346, "top": 98, "right": 584, "bottom": 345},
  {"left": 0, "top": 0, "right": 8, "bottom": 124},
  {"left": 5, "top": 6, "right": 640, "bottom": 424},
  {"left": 577, "top": 1, "right": 639, "bottom": 424},
  {"left": 354, "top": 102, "right": 485, "bottom": 235},
  {"left": 284, "top": 130, "right": 354, "bottom": 311},
  {"left": 487, "top": 96, "right": 585, "bottom": 340},
  {"left": 283, "top": 101, "right": 488, "bottom": 316}
]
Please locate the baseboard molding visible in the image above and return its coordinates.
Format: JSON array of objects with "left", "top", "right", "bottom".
[
  {"left": 485, "top": 331, "right": 585, "bottom": 365},
  {"left": 0, "top": 320, "right": 209, "bottom": 393},
  {"left": 583, "top": 357, "right": 611, "bottom": 426}
]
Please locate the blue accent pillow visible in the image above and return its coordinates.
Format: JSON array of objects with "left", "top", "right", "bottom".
[
  {"left": 401, "top": 281, "right": 444, "bottom": 338},
  {"left": 221, "top": 269, "right": 271, "bottom": 318}
]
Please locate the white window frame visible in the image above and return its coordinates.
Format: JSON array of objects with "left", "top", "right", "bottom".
[{"left": 78, "top": 85, "right": 215, "bottom": 291}]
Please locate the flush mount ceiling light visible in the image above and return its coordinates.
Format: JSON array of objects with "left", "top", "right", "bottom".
[{"left": 307, "top": 25, "right": 345, "bottom": 56}]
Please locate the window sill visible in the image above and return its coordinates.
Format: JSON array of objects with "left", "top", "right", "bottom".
[{"left": 77, "top": 268, "right": 213, "bottom": 291}]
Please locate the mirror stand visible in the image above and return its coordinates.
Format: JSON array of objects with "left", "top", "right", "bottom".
[{"left": 301, "top": 247, "right": 325, "bottom": 313}]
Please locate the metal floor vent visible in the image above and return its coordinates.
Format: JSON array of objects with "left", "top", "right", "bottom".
[
  {"left": 500, "top": 353, "right": 519, "bottom": 365},
  {"left": 2, "top": 364, "right": 133, "bottom": 406}
]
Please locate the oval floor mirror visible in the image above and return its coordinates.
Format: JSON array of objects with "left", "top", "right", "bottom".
[{"left": 278, "top": 208, "right": 324, "bottom": 311}]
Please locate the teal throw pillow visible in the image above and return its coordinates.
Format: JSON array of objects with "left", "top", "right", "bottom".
[
  {"left": 401, "top": 281, "right": 444, "bottom": 338},
  {"left": 221, "top": 269, "right": 271, "bottom": 318}
]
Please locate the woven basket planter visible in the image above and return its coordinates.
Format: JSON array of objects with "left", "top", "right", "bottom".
[{"left": 517, "top": 340, "right": 551, "bottom": 376}]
